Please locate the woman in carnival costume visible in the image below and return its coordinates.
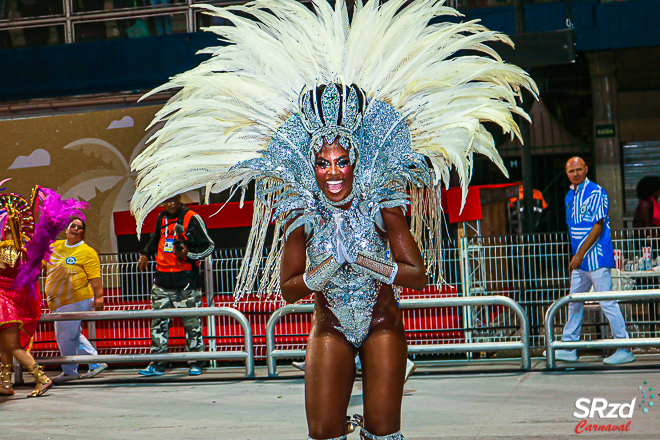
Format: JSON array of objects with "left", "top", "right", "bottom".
[
  {"left": 0, "top": 179, "right": 87, "bottom": 397},
  {"left": 130, "top": 1, "right": 536, "bottom": 438}
]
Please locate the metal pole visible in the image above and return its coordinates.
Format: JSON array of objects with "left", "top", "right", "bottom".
[
  {"left": 39, "top": 352, "right": 250, "bottom": 365},
  {"left": 13, "top": 359, "right": 23, "bottom": 386},
  {"left": 205, "top": 256, "right": 217, "bottom": 368},
  {"left": 457, "top": 223, "right": 473, "bottom": 360},
  {"left": 587, "top": 52, "right": 624, "bottom": 229},
  {"left": 186, "top": 0, "right": 196, "bottom": 33},
  {"left": 520, "top": 116, "right": 535, "bottom": 234},
  {"left": 514, "top": 0, "right": 525, "bottom": 35},
  {"left": 63, "top": 0, "right": 73, "bottom": 44},
  {"left": 265, "top": 303, "right": 314, "bottom": 377},
  {"left": 513, "top": 0, "right": 534, "bottom": 235},
  {"left": 88, "top": 321, "right": 97, "bottom": 350},
  {"left": 202, "top": 180, "right": 218, "bottom": 368}
]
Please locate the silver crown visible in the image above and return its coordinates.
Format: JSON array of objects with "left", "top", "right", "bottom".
[{"left": 298, "top": 83, "right": 365, "bottom": 164}]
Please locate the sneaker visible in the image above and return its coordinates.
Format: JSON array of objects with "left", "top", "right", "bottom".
[
  {"left": 292, "top": 361, "right": 305, "bottom": 372},
  {"left": 603, "top": 349, "right": 635, "bottom": 365},
  {"left": 404, "top": 359, "right": 416, "bottom": 384},
  {"left": 52, "top": 373, "right": 80, "bottom": 384},
  {"left": 138, "top": 364, "right": 165, "bottom": 376},
  {"left": 80, "top": 363, "right": 108, "bottom": 379},
  {"left": 555, "top": 349, "right": 578, "bottom": 362},
  {"left": 189, "top": 366, "right": 202, "bottom": 376}
]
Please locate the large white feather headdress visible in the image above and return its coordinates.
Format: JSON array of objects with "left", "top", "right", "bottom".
[{"left": 131, "top": 0, "right": 537, "bottom": 296}]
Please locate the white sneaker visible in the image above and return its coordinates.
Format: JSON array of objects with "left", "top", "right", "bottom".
[
  {"left": 543, "top": 349, "right": 578, "bottom": 362},
  {"left": 292, "top": 361, "right": 305, "bottom": 372},
  {"left": 52, "top": 373, "right": 80, "bottom": 384},
  {"left": 603, "top": 350, "right": 635, "bottom": 365},
  {"left": 81, "top": 363, "right": 108, "bottom": 379},
  {"left": 404, "top": 359, "right": 416, "bottom": 384}
]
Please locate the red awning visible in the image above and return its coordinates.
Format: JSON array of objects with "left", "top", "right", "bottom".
[
  {"left": 114, "top": 183, "right": 535, "bottom": 236},
  {"left": 113, "top": 201, "right": 259, "bottom": 236}
]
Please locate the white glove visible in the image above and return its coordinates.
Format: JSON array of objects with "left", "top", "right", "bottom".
[{"left": 333, "top": 212, "right": 356, "bottom": 264}]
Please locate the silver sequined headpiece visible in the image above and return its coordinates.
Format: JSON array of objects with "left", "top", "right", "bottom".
[{"left": 298, "top": 83, "right": 365, "bottom": 165}]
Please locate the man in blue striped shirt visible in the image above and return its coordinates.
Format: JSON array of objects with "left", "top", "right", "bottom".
[{"left": 558, "top": 157, "right": 634, "bottom": 364}]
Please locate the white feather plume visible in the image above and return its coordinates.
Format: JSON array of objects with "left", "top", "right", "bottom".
[{"left": 131, "top": 0, "right": 537, "bottom": 231}]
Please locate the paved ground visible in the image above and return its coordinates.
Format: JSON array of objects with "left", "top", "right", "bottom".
[{"left": 2, "top": 357, "right": 660, "bottom": 440}]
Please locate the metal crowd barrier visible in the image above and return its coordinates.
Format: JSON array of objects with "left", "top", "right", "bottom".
[
  {"left": 265, "top": 296, "right": 530, "bottom": 377},
  {"left": 18, "top": 307, "right": 254, "bottom": 384},
  {"left": 460, "top": 228, "right": 660, "bottom": 349},
  {"left": 544, "top": 289, "right": 660, "bottom": 368}
]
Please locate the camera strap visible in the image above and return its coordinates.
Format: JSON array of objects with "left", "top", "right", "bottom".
[{"left": 175, "top": 207, "right": 188, "bottom": 233}]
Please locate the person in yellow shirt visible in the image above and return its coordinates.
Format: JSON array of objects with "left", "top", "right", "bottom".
[{"left": 44, "top": 218, "right": 106, "bottom": 383}]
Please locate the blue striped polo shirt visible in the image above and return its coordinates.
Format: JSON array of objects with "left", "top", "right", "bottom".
[{"left": 565, "top": 178, "right": 615, "bottom": 271}]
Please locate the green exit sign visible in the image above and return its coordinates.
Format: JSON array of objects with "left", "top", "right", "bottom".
[{"left": 595, "top": 124, "right": 616, "bottom": 138}]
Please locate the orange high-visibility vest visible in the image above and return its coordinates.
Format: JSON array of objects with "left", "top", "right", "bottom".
[{"left": 155, "top": 209, "right": 197, "bottom": 273}]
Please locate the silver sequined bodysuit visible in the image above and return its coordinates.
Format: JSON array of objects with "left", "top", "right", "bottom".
[{"left": 305, "top": 201, "right": 389, "bottom": 347}]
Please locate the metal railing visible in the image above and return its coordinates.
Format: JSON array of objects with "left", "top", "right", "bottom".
[
  {"left": 0, "top": 0, "right": 542, "bottom": 49},
  {"left": 27, "top": 227, "right": 660, "bottom": 373},
  {"left": 544, "top": 289, "right": 660, "bottom": 369},
  {"left": 0, "top": 1, "right": 323, "bottom": 45},
  {"left": 463, "top": 228, "right": 660, "bottom": 348},
  {"left": 265, "top": 296, "right": 530, "bottom": 377},
  {"left": 19, "top": 307, "right": 254, "bottom": 384},
  {"left": 0, "top": 1, "right": 195, "bottom": 44}
]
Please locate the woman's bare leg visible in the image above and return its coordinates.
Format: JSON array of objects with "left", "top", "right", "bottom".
[
  {"left": 305, "top": 317, "right": 358, "bottom": 439},
  {"left": 359, "top": 314, "right": 407, "bottom": 436},
  {"left": 0, "top": 324, "right": 37, "bottom": 368},
  {"left": 0, "top": 340, "right": 13, "bottom": 365},
  {"left": 0, "top": 324, "right": 52, "bottom": 397},
  {"left": 0, "top": 333, "right": 15, "bottom": 395}
]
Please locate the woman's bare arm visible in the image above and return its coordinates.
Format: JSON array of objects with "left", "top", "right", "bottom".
[
  {"left": 381, "top": 207, "right": 427, "bottom": 291},
  {"left": 90, "top": 277, "right": 104, "bottom": 311},
  {"left": 280, "top": 221, "right": 314, "bottom": 304}
]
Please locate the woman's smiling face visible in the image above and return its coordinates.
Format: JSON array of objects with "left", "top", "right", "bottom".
[
  {"left": 314, "top": 137, "right": 354, "bottom": 205},
  {"left": 66, "top": 218, "right": 85, "bottom": 243}
]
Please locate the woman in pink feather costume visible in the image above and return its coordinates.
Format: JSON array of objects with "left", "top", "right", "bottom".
[
  {"left": 0, "top": 182, "right": 87, "bottom": 398},
  {"left": 0, "top": 232, "right": 48, "bottom": 398}
]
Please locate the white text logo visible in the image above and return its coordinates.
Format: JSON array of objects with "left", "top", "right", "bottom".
[{"left": 573, "top": 398, "right": 636, "bottom": 419}]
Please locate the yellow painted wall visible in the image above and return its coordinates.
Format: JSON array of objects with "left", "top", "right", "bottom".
[{"left": 1, "top": 105, "right": 198, "bottom": 254}]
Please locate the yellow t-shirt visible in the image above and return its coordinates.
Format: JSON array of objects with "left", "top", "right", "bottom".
[{"left": 45, "top": 240, "right": 101, "bottom": 312}]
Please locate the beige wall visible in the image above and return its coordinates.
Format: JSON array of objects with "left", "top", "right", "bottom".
[{"left": 1, "top": 105, "right": 198, "bottom": 254}]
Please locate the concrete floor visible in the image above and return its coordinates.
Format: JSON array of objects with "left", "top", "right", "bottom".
[{"left": 2, "top": 359, "right": 660, "bottom": 440}]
